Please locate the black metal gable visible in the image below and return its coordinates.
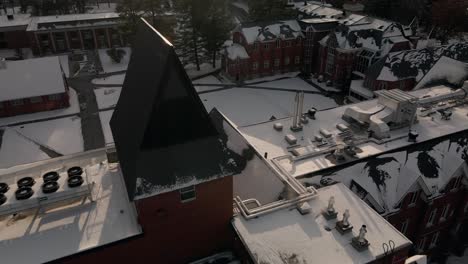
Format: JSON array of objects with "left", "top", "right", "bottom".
[{"left": 110, "top": 19, "right": 241, "bottom": 200}]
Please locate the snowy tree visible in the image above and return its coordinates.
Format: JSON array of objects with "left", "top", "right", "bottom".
[{"left": 117, "top": 0, "right": 144, "bottom": 40}]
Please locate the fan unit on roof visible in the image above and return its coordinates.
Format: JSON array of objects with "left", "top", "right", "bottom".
[
  {"left": 15, "top": 187, "right": 34, "bottom": 200},
  {"left": 68, "top": 175, "right": 84, "bottom": 188},
  {"left": 42, "top": 181, "right": 60, "bottom": 194},
  {"left": 43, "top": 171, "right": 60, "bottom": 182},
  {"left": 0, "top": 182, "right": 9, "bottom": 194},
  {"left": 67, "top": 166, "right": 83, "bottom": 177},
  {"left": 17, "top": 177, "right": 35, "bottom": 188},
  {"left": 0, "top": 193, "right": 6, "bottom": 206}
]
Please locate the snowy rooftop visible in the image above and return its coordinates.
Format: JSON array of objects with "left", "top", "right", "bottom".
[
  {"left": 0, "top": 150, "right": 142, "bottom": 264},
  {"left": 297, "top": 3, "right": 343, "bottom": 19},
  {"left": 239, "top": 85, "right": 468, "bottom": 180},
  {"left": 232, "top": 183, "right": 412, "bottom": 264},
  {"left": 27, "top": 12, "right": 119, "bottom": 31},
  {"left": 225, "top": 43, "right": 250, "bottom": 60},
  {"left": 0, "top": 56, "right": 66, "bottom": 102},
  {"left": 239, "top": 20, "right": 303, "bottom": 44},
  {"left": 0, "top": 8, "right": 31, "bottom": 29},
  {"left": 373, "top": 42, "right": 468, "bottom": 82}
]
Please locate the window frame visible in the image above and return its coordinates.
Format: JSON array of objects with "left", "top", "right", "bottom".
[
  {"left": 253, "top": 42, "right": 259, "bottom": 51},
  {"left": 427, "top": 208, "right": 437, "bottom": 227},
  {"left": 10, "top": 99, "right": 24, "bottom": 106},
  {"left": 440, "top": 204, "right": 450, "bottom": 221},
  {"left": 284, "top": 56, "right": 290, "bottom": 66},
  {"left": 400, "top": 219, "right": 409, "bottom": 235},
  {"left": 285, "top": 41, "right": 291, "bottom": 47},
  {"left": 263, "top": 60, "right": 270, "bottom": 69},
  {"left": 263, "top": 43, "right": 269, "bottom": 50},
  {"left": 417, "top": 237, "right": 426, "bottom": 252},
  {"left": 179, "top": 186, "right": 196, "bottom": 203},
  {"left": 295, "top": 56, "right": 300, "bottom": 65},
  {"left": 48, "top": 94, "right": 62, "bottom": 101},
  {"left": 274, "top": 58, "right": 280, "bottom": 67},
  {"left": 252, "top": 61, "right": 258, "bottom": 71},
  {"left": 276, "top": 39, "right": 281, "bottom": 48},
  {"left": 409, "top": 190, "right": 419, "bottom": 206},
  {"left": 429, "top": 232, "right": 440, "bottom": 249},
  {"left": 30, "top": 96, "right": 43, "bottom": 104}
]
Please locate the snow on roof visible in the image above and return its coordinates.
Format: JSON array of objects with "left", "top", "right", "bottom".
[
  {"left": 240, "top": 20, "right": 303, "bottom": 44},
  {"left": 226, "top": 43, "right": 250, "bottom": 60},
  {"left": 0, "top": 9, "right": 31, "bottom": 29},
  {"left": 0, "top": 56, "right": 66, "bottom": 102},
  {"left": 298, "top": 3, "right": 343, "bottom": 19},
  {"left": 232, "top": 183, "right": 412, "bottom": 264},
  {"left": 239, "top": 86, "right": 468, "bottom": 180},
  {"left": 415, "top": 56, "right": 468, "bottom": 90},
  {"left": 27, "top": 12, "right": 119, "bottom": 31},
  {"left": 374, "top": 43, "right": 468, "bottom": 82},
  {"left": 332, "top": 19, "right": 408, "bottom": 52},
  {"left": 0, "top": 151, "right": 142, "bottom": 264}
]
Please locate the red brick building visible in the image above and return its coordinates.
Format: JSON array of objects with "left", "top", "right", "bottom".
[
  {"left": 0, "top": 56, "right": 69, "bottom": 117},
  {"left": 223, "top": 20, "right": 304, "bottom": 81},
  {"left": 316, "top": 18, "right": 412, "bottom": 90}
]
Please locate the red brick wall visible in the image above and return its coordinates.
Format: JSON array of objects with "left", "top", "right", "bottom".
[
  {"left": 58, "top": 176, "right": 234, "bottom": 264},
  {"left": 0, "top": 92, "right": 69, "bottom": 117}
]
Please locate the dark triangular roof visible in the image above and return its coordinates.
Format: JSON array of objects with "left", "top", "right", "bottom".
[{"left": 110, "top": 18, "right": 244, "bottom": 200}]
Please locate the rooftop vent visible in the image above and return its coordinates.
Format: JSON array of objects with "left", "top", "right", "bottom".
[
  {"left": 351, "top": 225, "right": 370, "bottom": 251},
  {"left": 7, "top": 14, "right": 14, "bottom": 20},
  {"left": 0, "top": 182, "right": 9, "bottom": 194},
  {"left": 0, "top": 58, "right": 6, "bottom": 70},
  {"left": 17, "top": 177, "right": 35, "bottom": 188},
  {"left": 43, "top": 171, "right": 60, "bottom": 182},
  {"left": 68, "top": 175, "right": 84, "bottom": 188},
  {"left": 408, "top": 130, "right": 418, "bottom": 142},
  {"left": 67, "top": 166, "right": 83, "bottom": 177},
  {"left": 42, "top": 181, "right": 59, "bottom": 194},
  {"left": 0, "top": 193, "right": 6, "bottom": 205},
  {"left": 308, "top": 108, "right": 317, "bottom": 119},
  {"left": 273, "top": 123, "right": 283, "bottom": 131},
  {"left": 285, "top": 134, "right": 297, "bottom": 145},
  {"left": 15, "top": 187, "right": 34, "bottom": 200}
]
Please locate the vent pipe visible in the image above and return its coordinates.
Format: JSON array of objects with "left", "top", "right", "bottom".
[{"left": 0, "top": 58, "right": 6, "bottom": 70}]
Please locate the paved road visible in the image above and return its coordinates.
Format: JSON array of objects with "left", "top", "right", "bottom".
[{"left": 68, "top": 77, "right": 106, "bottom": 151}]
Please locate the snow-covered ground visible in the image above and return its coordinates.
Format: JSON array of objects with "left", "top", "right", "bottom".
[
  {"left": 255, "top": 77, "right": 321, "bottom": 92},
  {"left": 99, "top": 110, "right": 114, "bottom": 145},
  {"left": 201, "top": 87, "right": 338, "bottom": 126},
  {"left": 13, "top": 116, "right": 84, "bottom": 156},
  {"left": 0, "top": 88, "right": 80, "bottom": 127},
  {"left": 185, "top": 61, "right": 221, "bottom": 79},
  {"left": 447, "top": 249, "right": 468, "bottom": 264},
  {"left": 92, "top": 73, "right": 126, "bottom": 85},
  {"left": 59, "top": 54, "right": 70, "bottom": 78},
  {"left": 244, "top": 72, "right": 300, "bottom": 84},
  {"left": 0, "top": 129, "right": 50, "bottom": 169},
  {"left": 94, "top": 87, "right": 121, "bottom": 109},
  {"left": 307, "top": 76, "right": 341, "bottom": 92},
  {"left": 98, "top": 47, "right": 132, "bottom": 73},
  {"left": 193, "top": 75, "right": 224, "bottom": 92}
]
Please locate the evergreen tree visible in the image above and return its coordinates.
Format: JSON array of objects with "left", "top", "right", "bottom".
[
  {"left": 117, "top": 0, "right": 144, "bottom": 40},
  {"left": 248, "top": 0, "right": 294, "bottom": 21},
  {"left": 200, "top": 0, "right": 233, "bottom": 68},
  {"left": 143, "top": 0, "right": 163, "bottom": 26}
]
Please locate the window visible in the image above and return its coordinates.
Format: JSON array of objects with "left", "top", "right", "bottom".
[
  {"left": 429, "top": 232, "right": 440, "bottom": 248},
  {"left": 354, "top": 49, "right": 374, "bottom": 74},
  {"left": 264, "top": 43, "right": 269, "bottom": 50},
  {"left": 285, "top": 41, "right": 291, "bottom": 47},
  {"left": 48, "top": 94, "right": 61, "bottom": 101},
  {"left": 274, "top": 58, "right": 280, "bottom": 67},
  {"left": 253, "top": 42, "right": 258, "bottom": 51},
  {"left": 427, "top": 208, "right": 437, "bottom": 227},
  {"left": 297, "top": 37, "right": 302, "bottom": 46},
  {"left": 252, "top": 62, "right": 258, "bottom": 70},
  {"left": 409, "top": 191, "right": 419, "bottom": 205},
  {"left": 276, "top": 39, "right": 281, "bottom": 48},
  {"left": 10, "top": 99, "right": 24, "bottom": 106},
  {"left": 440, "top": 204, "right": 450, "bottom": 221},
  {"left": 295, "top": 56, "right": 300, "bottom": 65},
  {"left": 180, "top": 186, "right": 196, "bottom": 202},
  {"left": 325, "top": 40, "right": 336, "bottom": 75},
  {"left": 400, "top": 219, "right": 409, "bottom": 235},
  {"left": 30, "top": 96, "right": 43, "bottom": 103},
  {"left": 284, "top": 56, "right": 290, "bottom": 65},
  {"left": 264, "top": 60, "right": 270, "bottom": 69},
  {"left": 417, "top": 237, "right": 426, "bottom": 252}
]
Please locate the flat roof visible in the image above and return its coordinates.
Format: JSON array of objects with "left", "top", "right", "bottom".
[
  {"left": 239, "top": 86, "right": 468, "bottom": 178},
  {"left": 0, "top": 9, "right": 31, "bottom": 29},
  {"left": 0, "top": 150, "right": 142, "bottom": 264},
  {"left": 232, "top": 183, "right": 412, "bottom": 264},
  {"left": 0, "top": 56, "right": 66, "bottom": 102},
  {"left": 27, "top": 12, "right": 119, "bottom": 31}
]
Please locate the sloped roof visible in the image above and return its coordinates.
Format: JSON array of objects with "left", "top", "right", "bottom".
[
  {"left": 297, "top": 3, "right": 343, "bottom": 19},
  {"left": 225, "top": 43, "right": 250, "bottom": 60},
  {"left": 0, "top": 56, "right": 66, "bottom": 102},
  {"left": 110, "top": 19, "right": 247, "bottom": 200},
  {"left": 239, "top": 20, "right": 303, "bottom": 44},
  {"left": 373, "top": 42, "right": 468, "bottom": 82},
  {"left": 301, "top": 130, "right": 468, "bottom": 214},
  {"left": 415, "top": 56, "right": 468, "bottom": 90}
]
